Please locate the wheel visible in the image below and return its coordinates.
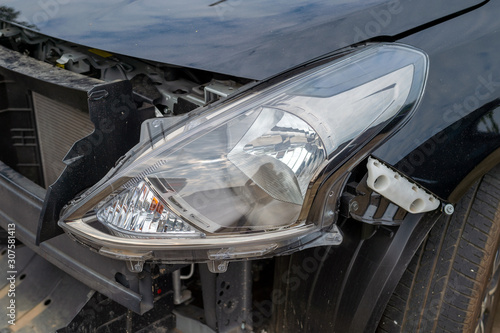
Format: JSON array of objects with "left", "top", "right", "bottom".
[{"left": 377, "top": 165, "right": 500, "bottom": 333}]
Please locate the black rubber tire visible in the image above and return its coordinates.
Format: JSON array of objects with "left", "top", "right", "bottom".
[{"left": 377, "top": 165, "right": 500, "bottom": 333}]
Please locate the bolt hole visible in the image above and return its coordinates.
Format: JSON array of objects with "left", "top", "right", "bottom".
[
  {"left": 44, "top": 299, "right": 51, "bottom": 306},
  {"left": 429, "top": 197, "right": 435, "bottom": 202},
  {"left": 394, "top": 174, "right": 400, "bottom": 179},
  {"left": 411, "top": 186, "right": 418, "bottom": 192},
  {"left": 217, "top": 300, "right": 221, "bottom": 305},
  {"left": 219, "top": 291, "right": 224, "bottom": 297},
  {"left": 20, "top": 274, "right": 26, "bottom": 280},
  {"left": 409, "top": 198, "right": 425, "bottom": 213},
  {"left": 226, "top": 284, "right": 230, "bottom": 290},
  {"left": 220, "top": 281, "right": 226, "bottom": 288},
  {"left": 373, "top": 175, "right": 390, "bottom": 191},
  {"left": 114, "top": 272, "right": 130, "bottom": 288},
  {"left": 1, "top": 249, "right": 6, "bottom": 256}
]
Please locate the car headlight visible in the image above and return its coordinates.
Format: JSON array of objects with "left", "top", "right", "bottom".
[{"left": 59, "top": 44, "right": 428, "bottom": 272}]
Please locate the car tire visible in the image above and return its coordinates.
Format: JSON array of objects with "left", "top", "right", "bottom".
[{"left": 377, "top": 165, "right": 500, "bottom": 333}]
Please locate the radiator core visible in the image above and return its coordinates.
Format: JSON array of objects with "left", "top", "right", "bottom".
[{"left": 33, "top": 92, "right": 94, "bottom": 187}]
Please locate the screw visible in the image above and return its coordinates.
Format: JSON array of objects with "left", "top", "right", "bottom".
[
  {"left": 444, "top": 204, "right": 454, "bottom": 215},
  {"left": 329, "top": 191, "right": 334, "bottom": 197},
  {"left": 152, "top": 119, "right": 161, "bottom": 128}
]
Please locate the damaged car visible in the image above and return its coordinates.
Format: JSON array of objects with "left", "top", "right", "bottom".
[{"left": 1, "top": 0, "right": 500, "bottom": 332}]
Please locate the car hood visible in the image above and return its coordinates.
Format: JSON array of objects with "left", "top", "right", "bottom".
[{"left": 1, "top": 0, "right": 483, "bottom": 80}]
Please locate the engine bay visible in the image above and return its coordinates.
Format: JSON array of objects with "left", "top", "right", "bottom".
[
  {"left": 0, "top": 24, "right": 251, "bottom": 116},
  {"left": 0, "top": 23, "right": 253, "bottom": 188}
]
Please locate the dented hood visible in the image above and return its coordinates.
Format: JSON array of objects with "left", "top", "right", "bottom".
[{"left": 1, "top": 0, "right": 484, "bottom": 79}]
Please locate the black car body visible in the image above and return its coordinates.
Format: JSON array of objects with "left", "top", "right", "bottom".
[{"left": 1, "top": 0, "right": 500, "bottom": 332}]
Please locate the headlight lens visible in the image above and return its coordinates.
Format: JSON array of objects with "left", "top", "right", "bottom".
[
  {"left": 97, "top": 107, "right": 326, "bottom": 236},
  {"left": 59, "top": 43, "right": 428, "bottom": 269}
]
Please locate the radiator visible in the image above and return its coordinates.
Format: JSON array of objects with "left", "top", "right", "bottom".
[{"left": 33, "top": 92, "right": 94, "bottom": 187}]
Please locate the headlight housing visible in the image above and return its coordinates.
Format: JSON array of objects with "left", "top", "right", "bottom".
[{"left": 59, "top": 44, "right": 428, "bottom": 272}]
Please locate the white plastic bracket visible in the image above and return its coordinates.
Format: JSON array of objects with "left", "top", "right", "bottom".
[{"left": 366, "top": 157, "right": 440, "bottom": 214}]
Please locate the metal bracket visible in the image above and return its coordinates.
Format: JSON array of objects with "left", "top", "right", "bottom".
[
  {"left": 215, "top": 261, "right": 253, "bottom": 333},
  {"left": 346, "top": 175, "right": 408, "bottom": 226}
]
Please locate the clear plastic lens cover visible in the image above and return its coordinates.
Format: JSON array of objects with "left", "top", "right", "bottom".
[
  {"left": 97, "top": 180, "right": 201, "bottom": 236},
  {"left": 61, "top": 43, "right": 428, "bottom": 245},
  {"left": 97, "top": 107, "right": 326, "bottom": 235}
]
